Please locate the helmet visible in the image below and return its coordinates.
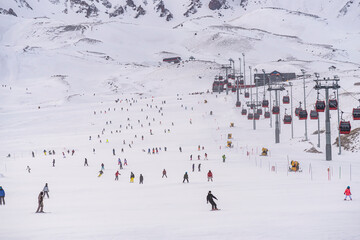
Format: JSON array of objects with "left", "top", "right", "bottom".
[
  {"left": 347, "top": 186, "right": 350, "bottom": 189},
  {"left": 208, "top": 191, "right": 211, "bottom": 194}
]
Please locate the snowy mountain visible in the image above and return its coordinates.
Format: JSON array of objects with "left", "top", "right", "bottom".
[{"left": 1, "top": 1, "right": 360, "bottom": 239}]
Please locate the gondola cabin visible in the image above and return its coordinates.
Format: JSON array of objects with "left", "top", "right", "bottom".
[
  {"left": 248, "top": 113, "right": 254, "bottom": 120},
  {"left": 236, "top": 102, "right": 241, "bottom": 107},
  {"left": 239, "top": 80, "right": 244, "bottom": 85},
  {"left": 254, "top": 113, "right": 260, "bottom": 120},
  {"left": 339, "top": 121, "right": 351, "bottom": 134},
  {"left": 232, "top": 87, "right": 236, "bottom": 93},
  {"left": 241, "top": 109, "right": 247, "bottom": 115},
  {"left": 245, "top": 92, "right": 250, "bottom": 98},
  {"left": 264, "top": 111, "right": 270, "bottom": 118},
  {"left": 329, "top": 99, "right": 338, "bottom": 110},
  {"left": 299, "top": 110, "right": 308, "bottom": 120},
  {"left": 315, "top": 101, "right": 325, "bottom": 112},
  {"left": 353, "top": 108, "right": 360, "bottom": 120},
  {"left": 257, "top": 109, "right": 263, "bottom": 115},
  {"left": 295, "top": 107, "right": 302, "bottom": 116},
  {"left": 262, "top": 100, "right": 269, "bottom": 108},
  {"left": 283, "top": 96, "right": 290, "bottom": 104},
  {"left": 272, "top": 106, "right": 280, "bottom": 115},
  {"left": 310, "top": 110, "right": 319, "bottom": 120},
  {"left": 283, "top": 115, "right": 292, "bottom": 124}
]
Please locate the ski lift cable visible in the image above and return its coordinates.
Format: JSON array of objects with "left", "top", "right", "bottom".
[{"left": 340, "top": 86, "right": 360, "bottom": 102}]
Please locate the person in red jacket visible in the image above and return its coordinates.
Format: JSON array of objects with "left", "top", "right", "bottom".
[
  {"left": 207, "top": 170, "right": 213, "bottom": 182},
  {"left": 344, "top": 186, "right": 352, "bottom": 201},
  {"left": 115, "top": 171, "right": 120, "bottom": 181}
]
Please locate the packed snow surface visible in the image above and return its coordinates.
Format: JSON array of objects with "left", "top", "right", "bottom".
[{"left": 1, "top": 1, "right": 360, "bottom": 239}]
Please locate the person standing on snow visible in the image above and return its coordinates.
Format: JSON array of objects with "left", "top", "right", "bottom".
[
  {"left": 139, "top": 174, "right": 144, "bottom": 184},
  {"left": 115, "top": 171, "right": 120, "bottom": 181},
  {"left": 36, "top": 192, "right": 45, "bottom": 213},
  {"left": 344, "top": 186, "right": 352, "bottom": 201},
  {"left": 162, "top": 169, "right": 167, "bottom": 178},
  {"left": 192, "top": 163, "right": 195, "bottom": 172},
  {"left": 84, "top": 158, "right": 88, "bottom": 166},
  {"left": 113, "top": 149, "right": 116, "bottom": 156},
  {"left": 101, "top": 163, "right": 105, "bottom": 170},
  {"left": 130, "top": 172, "right": 135, "bottom": 183},
  {"left": 207, "top": 191, "right": 218, "bottom": 210},
  {"left": 183, "top": 172, "right": 189, "bottom": 183},
  {"left": 52, "top": 159, "right": 55, "bottom": 167},
  {"left": 198, "top": 163, "right": 201, "bottom": 172},
  {"left": 26, "top": 166, "right": 31, "bottom": 173},
  {"left": 0, "top": 186, "right": 5, "bottom": 205},
  {"left": 43, "top": 183, "right": 50, "bottom": 198},
  {"left": 222, "top": 154, "right": 226, "bottom": 163},
  {"left": 207, "top": 170, "right": 213, "bottom": 182}
]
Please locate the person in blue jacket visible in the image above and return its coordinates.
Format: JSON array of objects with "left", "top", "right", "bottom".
[{"left": 0, "top": 186, "right": 5, "bottom": 205}]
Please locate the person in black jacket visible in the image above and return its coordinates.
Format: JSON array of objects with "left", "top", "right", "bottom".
[
  {"left": 183, "top": 172, "right": 189, "bottom": 183},
  {"left": 207, "top": 191, "right": 218, "bottom": 210},
  {"left": 139, "top": 174, "right": 144, "bottom": 184}
]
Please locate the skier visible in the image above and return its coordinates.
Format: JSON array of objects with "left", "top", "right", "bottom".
[
  {"left": 139, "top": 174, "right": 144, "bottom": 184},
  {"left": 207, "top": 170, "right": 213, "bottom": 182},
  {"left": 32, "top": 151, "right": 35, "bottom": 158},
  {"left": 36, "top": 191, "right": 45, "bottom": 213},
  {"left": 98, "top": 170, "right": 104, "bottom": 177},
  {"left": 198, "top": 145, "right": 200, "bottom": 151},
  {"left": 204, "top": 153, "right": 208, "bottom": 160},
  {"left": 179, "top": 147, "right": 182, "bottom": 152},
  {"left": 44, "top": 150, "right": 47, "bottom": 155},
  {"left": 52, "top": 159, "right": 55, "bottom": 167},
  {"left": 198, "top": 163, "right": 201, "bottom": 172},
  {"left": 222, "top": 154, "right": 226, "bottom": 163},
  {"left": 26, "top": 166, "right": 31, "bottom": 173},
  {"left": 101, "top": 163, "right": 105, "bottom": 170},
  {"left": 206, "top": 191, "right": 218, "bottom": 210},
  {"left": 344, "top": 186, "right": 352, "bottom": 201},
  {"left": 192, "top": 163, "right": 195, "bottom": 172},
  {"left": 119, "top": 161, "right": 123, "bottom": 170},
  {"left": 162, "top": 169, "right": 167, "bottom": 178},
  {"left": 84, "top": 158, "right": 88, "bottom": 166},
  {"left": 0, "top": 186, "right": 5, "bottom": 205},
  {"left": 43, "top": 183, "right": 50, "bottom": 198},
  {"left": 190, "top": 155, "right": 192, "bottom": 161},
  {"left": 198, "top": 155, "right": 200, "bottom": 160},
  {"left": 130, "top": 172, "right": 135, "bottom": 183},
  {"left": 183, "top": 172, "right": 189, "bottom": 183},
  {"left": 115, "top": 171, "right": 120, "bottom": 181},
  {"left": 113, "top": 148, "right": 116, "bottom": 156},
  {"left": 72, "top": 149, "right": 75, "bottom": 156},
  {"left": 124, "top": 159, "right": 127, "bottom": 166}
]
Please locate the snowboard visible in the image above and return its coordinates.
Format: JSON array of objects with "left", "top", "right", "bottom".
[{"left": 211, "top": 209, "right": 221, "bottom": 211}]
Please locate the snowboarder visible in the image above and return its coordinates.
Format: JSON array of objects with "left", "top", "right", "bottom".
[
  {"left": 130, "top": 172, "right": 135, "bottom": 183},
  {"left": 183, "top": 172, "right": 189, "bottom": 183},
  {"left": 222, "top": 154, "right": 226, "bottom": 163},
  {"left": 36, "top": 191, "right": 45, "bottom": 213},
  {"left": 52, "top": 159, "right": 55, "bottom": 167},
  {"left": 43, "top": 183, "right": 50, "bottom": 198},
  {"left": 192, "top": 163, "right": 195, "bottom": 172},
  {"left": 98, "top": 170, "right": 104, "bottom": 177},
  {"left": 207, "top": 170, "right": 213, "bottom": 182},
  {"left": 0, "top": 186, "right": 5, "bottom": 205},
  {"left": 198, "top": 163, "right": 201, "bottom": 172},
  {"left": 84, "top": 158, "right": 88, "bottom": 166},
  {"left": 115, "top": 171, "right": 120, "bottom": 181},
  {"left": 162, "top": 169, "right": 167, "bottom": 178},
  {"left": 207, "top": 191, "right": 218, "bottom": 210},
  {"left": 139, "top": 174, "right": 144, "bottom": 184},
  {"left": 344, "top": 186, "right": 352, "bottom": 201},
  {"left": 26, "top": 166, "right": 31, "bottom": 173}
]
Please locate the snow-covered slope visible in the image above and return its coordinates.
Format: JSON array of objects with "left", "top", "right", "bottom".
[{"left": 1, "top": 0, "right": 360, "bottom": 239}]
